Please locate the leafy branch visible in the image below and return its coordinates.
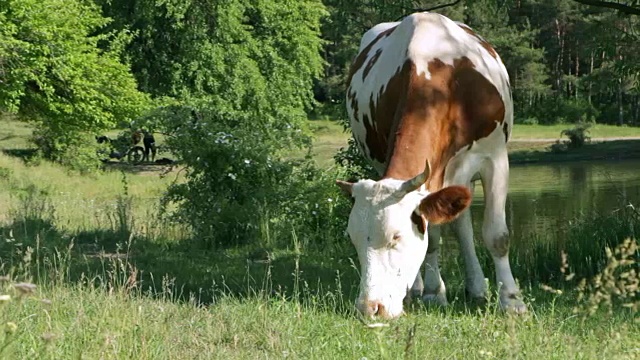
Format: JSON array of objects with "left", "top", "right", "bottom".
[{"left": 572, "top": 0, "right": 640, "bottom": 15}]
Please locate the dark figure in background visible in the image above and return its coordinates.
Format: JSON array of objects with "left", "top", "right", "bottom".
[{"left": 142, "top": 129, "right": 156, "bottom": 162}]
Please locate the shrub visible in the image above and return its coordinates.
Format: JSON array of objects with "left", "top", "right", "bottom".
[
  {"left": 156, "top": 104, "right": 350, "bottom": 251},
  {"left": 560, "top": 123, "right": 592, "bottom": 149}
]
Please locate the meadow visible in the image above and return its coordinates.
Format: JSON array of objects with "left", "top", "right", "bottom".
[{"left": 0, "top": 119, "right": 638, "bottom": 359}]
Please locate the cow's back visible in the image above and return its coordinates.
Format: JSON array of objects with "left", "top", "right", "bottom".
[{"left": 346, "top": 12, "right": 513, "bottom": 189}]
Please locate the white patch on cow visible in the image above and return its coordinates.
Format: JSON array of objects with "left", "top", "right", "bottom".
[{"left": 347, "top": 179, "right": 429, "bottom": 319}]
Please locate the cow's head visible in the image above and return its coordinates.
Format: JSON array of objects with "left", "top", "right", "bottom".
[{"left": 336, "top": 163, "right": 471, "bottom": 319}]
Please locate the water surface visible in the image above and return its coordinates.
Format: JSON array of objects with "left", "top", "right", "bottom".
[{"left": 444, "top": 159, "right": 640, "bottom": 251}]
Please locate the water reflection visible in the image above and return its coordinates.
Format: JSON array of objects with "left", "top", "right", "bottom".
[{"left": 442, "top": 159, "right": 640, "bottom": 251}]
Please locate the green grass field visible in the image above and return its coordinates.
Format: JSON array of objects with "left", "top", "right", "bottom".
[{"left": 0, "top": 117, "right": 638, "bottom": 358}]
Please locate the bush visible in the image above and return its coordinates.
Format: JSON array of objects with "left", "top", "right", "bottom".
[
  {"left": 32, "top": 129, "right": 105, "bottom": 173},
  {"left": 157, "top": 104, "right": 350, "bottom": 251},
  {"left": 560, "top": 123, "right": 592, "bottom": 149},
  {"left": 519, "top": 117, "right": 539, "bottom": 125}
]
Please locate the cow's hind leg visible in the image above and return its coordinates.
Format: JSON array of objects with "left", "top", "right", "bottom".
[
  {"left": 480, "top": 150, "right": 527, "bottom": 313},
  {"left": 421, "top": 224, "right": 448, "bottom": 306}
]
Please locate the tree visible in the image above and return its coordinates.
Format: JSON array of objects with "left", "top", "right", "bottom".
[
  {"left": 0, "top": 0, "right": 149, "bottom": 169},
  {"left": 99, "top": 0, "right": 328, "bottom": 247}
]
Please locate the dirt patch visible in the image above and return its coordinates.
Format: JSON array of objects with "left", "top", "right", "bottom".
[{"left": 101, "top": 160, "right": 183, "bottom": 175}]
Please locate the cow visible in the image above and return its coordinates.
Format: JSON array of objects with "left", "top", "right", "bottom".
[{"left": 336, "top": 12, "right": 526, "bottom": 319}]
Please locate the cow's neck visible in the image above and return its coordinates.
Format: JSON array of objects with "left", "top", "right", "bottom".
[{"left": 381, "top": 112, "right": 453, "bottom": 193}]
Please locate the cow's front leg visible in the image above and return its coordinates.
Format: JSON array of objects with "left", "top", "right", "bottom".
[
  {"left": 481, "top": 151, "right": 527, "bottom": 313},
  {"left": 451, "top": 182, "right": 488, "bottom": 301},
  {"left": 421, "top": 224, "right": 448, "bottom": 306}
]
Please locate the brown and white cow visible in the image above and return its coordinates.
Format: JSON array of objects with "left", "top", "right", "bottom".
[{"left": 337, "top": 12, "right": 526, "bottom": 319}]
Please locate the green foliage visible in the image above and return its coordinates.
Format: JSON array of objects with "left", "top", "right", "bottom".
[
  {"left": 158, "top": 104, "right": 350, "bottom": 250},
  {"left": 31, "top": 130, "right": 105, "bottom": 173},
  {"left": 333, "top": 137, "right": 378, "bottom": 181},
  {"left": 561, "top": 123, "right": 592, "bottom": 148},
  {"left": 99, "top": 0, "right": 326, "bottom": 105},
  {"left": 106, "top": 0, "right": 335, "bottom": 248},
  {"left": 0, "top": 0, "right": 150, "bottom": 169},
  {"left": 521, "top": 97, "right": 600, "bottom": 125}
]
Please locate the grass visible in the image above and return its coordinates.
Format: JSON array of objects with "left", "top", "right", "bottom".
[
  {"left": 0, "top": 116, "right": 32, "bottom": 150},
  {"left": 305, "top": 120, "right": 350, "bottom": 168},
  {"left": 1, "top": 276, "right": 638, "bottom": 359},
  {"left": 0, "top": 117, "right": 638, "bottom": 358}
]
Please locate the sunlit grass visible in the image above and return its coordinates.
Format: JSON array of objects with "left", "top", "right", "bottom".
[
  {"left": 0, "top": 115, "right": 32, "bottom": 150},
  {"left": 0, "top": 243, "right": 637, "bottom": 359}
]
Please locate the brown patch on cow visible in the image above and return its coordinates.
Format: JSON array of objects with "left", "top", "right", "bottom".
[
  {"left": 374, "top": 57, "right": 505, "bottom": 190},
  {"left": 361, "top": 60, "right": 414, "bottom": 164},
  {"left": 347, "top": 88, "right": 360, "bottom": 123},
  {"left": 502, "top": 122, "right": 509, "bottom": 143},
  {"left": 458, "top": 25, "right": 498, "bottom": 59},
  {"left": 418, "top": 186, "right": 471, "bottom": 225},
  {"left": 362, "top": 114, "right": 387, "bottom": 163},
  {"left": 410, "top": 212, "right": 426, "bottom": 234},
  {"left": 488, "top": 233, "right": 510, "bottom": 258},
  {"left": 363, "top": 49, "right": 383, "bottom": 80}
]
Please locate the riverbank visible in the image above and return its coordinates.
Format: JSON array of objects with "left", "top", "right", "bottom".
[{"left": 508, "top": 139, "right": 640, "bottom": 165}]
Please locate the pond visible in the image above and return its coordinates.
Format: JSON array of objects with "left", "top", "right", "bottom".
[{"left": 443, "top": 159, "right": 640, "bottom": 254}]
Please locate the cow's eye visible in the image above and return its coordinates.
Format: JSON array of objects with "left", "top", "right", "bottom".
[{"left": 387, "top": 233, "right": 401, "bottom": 248}]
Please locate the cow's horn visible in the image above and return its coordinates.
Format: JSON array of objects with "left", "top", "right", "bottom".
[{"left": 399, "top": 160, "right": 430, "bottom": 194}]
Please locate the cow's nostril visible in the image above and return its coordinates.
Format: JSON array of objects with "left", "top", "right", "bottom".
[
  {"left": 368, "top": 301, "right": 385, "bottom": 317},
  {"left": 370, "top": 302, "right": 379, "bottom": 315}
]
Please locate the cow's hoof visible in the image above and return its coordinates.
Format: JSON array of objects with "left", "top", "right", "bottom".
[
  {"left": 465, "top": 288, "right": 488, "bottom": 306},
  {"left": 500, "top": 294, "right": 527, "bottom": 314},
  {"left": 422, "top": 292, "right": 448, "bottom": 306},
  {"left": 410, "top": 288, "right": 423, "bottom": 299}
]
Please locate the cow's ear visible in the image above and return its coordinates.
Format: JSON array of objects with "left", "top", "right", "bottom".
[
  {"left": 418, "top": 186, "right": 471, "bottom": 225},
  {"left": 336, "top": 180, "right": 354, "bottom": 196}
]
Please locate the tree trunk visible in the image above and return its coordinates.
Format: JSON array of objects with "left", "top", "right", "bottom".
[
  {"left": 555, "top": 19, "right": 565, "bottom": 93},
  {"left": 618, "top": 78, "right": 624, "bottom": 126},
  {"left": 575, "top": 42, "right": 579, "bottom": 100},
  {"left": 632, "top": 95, "right": 638, "bottom": 125},
  {"left": 588, "top": 51, "right": 594, "bottom": 104}
]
